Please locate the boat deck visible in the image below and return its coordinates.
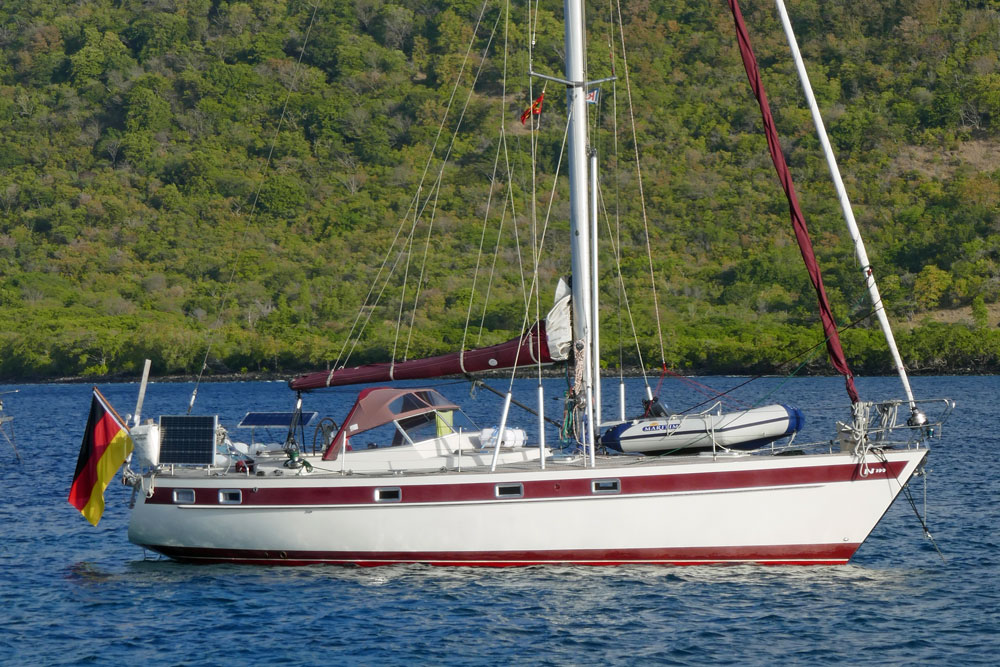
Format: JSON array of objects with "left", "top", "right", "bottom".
[{"left": 145, "top": 438, "right": 858, "bottom": 482}]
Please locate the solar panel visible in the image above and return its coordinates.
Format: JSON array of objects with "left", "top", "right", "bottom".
[
  {"left": 237, "top": 411, "right": 318, "bottom": 428},
  {"left": 158, "top": 415, "right": 217, "bottom": 465}
]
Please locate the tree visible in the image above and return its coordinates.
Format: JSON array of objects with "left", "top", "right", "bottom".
[{"left": 913, "top": 264, "right": 952, "bottom": 311}]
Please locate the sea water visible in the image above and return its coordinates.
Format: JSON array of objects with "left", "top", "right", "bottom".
[{"left": 0, "top": 375, "right": 997, "bottom": 664}]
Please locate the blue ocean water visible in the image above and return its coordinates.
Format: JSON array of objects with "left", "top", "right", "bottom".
[{"left": 0, "top": 375, "right": 997, "bottom": 665}]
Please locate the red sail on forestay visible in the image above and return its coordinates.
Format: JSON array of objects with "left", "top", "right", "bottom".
[{"left": 727, "top": 0, "right": 860, "bottom": 404}]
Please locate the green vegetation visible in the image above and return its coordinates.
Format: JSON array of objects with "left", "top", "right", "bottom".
[{"left": 1, "top": 0, "right": 999, "bottom": 381}]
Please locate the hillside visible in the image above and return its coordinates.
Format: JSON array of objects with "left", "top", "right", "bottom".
[{"left": 1, "top": 0, "right": 999, "bottom": 381}]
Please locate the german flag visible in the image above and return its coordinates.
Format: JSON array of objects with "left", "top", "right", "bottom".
[{"left": 69, "top": 389, "right": 134, "bottom": 526}]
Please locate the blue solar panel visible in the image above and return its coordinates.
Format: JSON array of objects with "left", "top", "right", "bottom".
[
  {"left": 238, "top": 411, "right": 318, "bottom": 428},
  {"left": 159, "top": 415, "right": 217, "bottom": 465}
]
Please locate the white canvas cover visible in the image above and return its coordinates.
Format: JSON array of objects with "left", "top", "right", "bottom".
[{"left": 545, "top": 278, "right": 572, "bottom": 361}]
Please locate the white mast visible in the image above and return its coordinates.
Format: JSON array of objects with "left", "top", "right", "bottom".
[
  {"left": 563, "top": 0, "right": 596, "bottom": 458},
  {"left": 774, "top": 0, "right": 923, "bottom": 420},
  {"left": 590, "top": 148, "right": 602, "bottom": 429}
]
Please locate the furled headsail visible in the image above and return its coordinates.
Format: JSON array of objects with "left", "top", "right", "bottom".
[{"left": 289, "top": 281, "right": 572, "bottom": 391}]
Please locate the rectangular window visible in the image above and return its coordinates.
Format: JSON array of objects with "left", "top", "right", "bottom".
[
  {"left": 172, "top": 489, "right": 196, "bottom": 504},
  {"left": 219, "top": 489, "right": 242, "bottom": 504},
  {"left": 591, "top": 479, "right": 620, "bottom": 494},
  {"left": 375, "top": 487, "right": 401, "bottom": 503},
  {"left": 495, "top": 483, "right": 524, "bottom": 498}
]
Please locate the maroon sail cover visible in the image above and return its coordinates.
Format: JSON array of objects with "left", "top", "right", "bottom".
[
  {"left": 322, "top": 387, "right": 460, "bottom": 460},
  {"left": 290, "top": 322, "right": 557, "bottom": 391},
  {"left": 728, "top": 0, "right": 860, "bottom": 404}
]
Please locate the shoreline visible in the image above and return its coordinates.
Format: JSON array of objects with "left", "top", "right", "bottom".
[{"left": 1, "top": 364, "right": 989, "bottom": 386}]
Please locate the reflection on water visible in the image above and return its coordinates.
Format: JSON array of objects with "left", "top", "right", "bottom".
[{"left": 66, "top": 561, "right": 117, "bottom": 584}]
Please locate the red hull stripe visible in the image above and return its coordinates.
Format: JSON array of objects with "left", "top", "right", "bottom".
[
  {"left": 139, "top": 542, "right": 860, "bottom": 567},
  {"left": 146, "top": 459, "right": 910, "bottom": 507}
]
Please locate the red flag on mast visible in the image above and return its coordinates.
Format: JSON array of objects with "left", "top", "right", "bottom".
[{"left": 520, "top": 92, "right": 545, "bottom": 124}]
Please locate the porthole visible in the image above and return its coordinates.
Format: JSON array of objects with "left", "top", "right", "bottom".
[
  {"left": 591, "top": 479, "right": 620, "bottom": 494},
  {"left": 375, "top": 487, "right": 401, "bottom": 503},
  {"left": 172, "top": 489, "right": 195, "bottom": 504},
  {"left": 495, "top": 483, "right": 524, "bottom": 498},
  {"left": 219, "top": 489, "right": 242, "bottom": 504}
]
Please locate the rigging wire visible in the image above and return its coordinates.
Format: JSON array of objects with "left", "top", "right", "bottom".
[
  {"left": 337, "top": 229, "right": 412, "bottom": 368},
  {"left": 526, "top": 0, "right": 542, "bottom": 384},
  {"left": 400, "top": 6, "right": 505, "bottom": 362},
  {"left": 392, "top": 221, "right": 417, "bottom": 364},
  {"left": 592, "top": 2, "right": 653, "bottom": 394},
  {"left": 504, "top": 102, "right": 575, "bottom": 395},
  {"left": 522, "top": 0, "right": 542, "bottom": 386},
  {"left": 596, "top": 180, "right": 649, "bottom": 384},
  {"left": 675, "top": 295, "right": 891, "bottom": 415},
  {"left": 331, "top": 0, "right": 497, "bottom": 371},
  {"left": 465, "top": 126, "right": 508, "bottom": 351},
  {"left": 463, "top": 0, "right": 514, "bottom": 352},
  {"left": 478, "top": 120, "right": 535, "bottom": 344},
  {"left": 902, "top": 479, "right": 945, "bottom": 561},
  {"left": 613, "top": 0, "right": 666, "bottom": 370},
  {"left": 467, "top": 0, "right": 527, "bottom": 352},
  {"left": 188, "top": 3, "right": 320, "bottom": 412},
  {"left": 333, "top": 192, "right": 417, "bottom": 369},
  {"left": 871, "top": 450, "right": 946, "bottom": 563},
  {"left": 606, "top": 0, "right": 626, "bottom": 387},
  {"left": 403, "top": 196, "right": 435, "bottom": 361},
  {"left": 476, "top": 182, "right": 512, "bottom": 345}
]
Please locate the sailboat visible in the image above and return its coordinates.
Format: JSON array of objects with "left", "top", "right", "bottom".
[{"left": 113, "top": 0, "right": 952, "bottom": 565}]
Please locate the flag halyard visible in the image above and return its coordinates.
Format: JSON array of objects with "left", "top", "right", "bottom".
[{"left": 69, "top": 389, "right": 134, "bottom": 526}]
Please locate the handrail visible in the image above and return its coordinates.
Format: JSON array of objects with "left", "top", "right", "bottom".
[{"left": 845, "top": 398, "right": 954, "bottom": 451}]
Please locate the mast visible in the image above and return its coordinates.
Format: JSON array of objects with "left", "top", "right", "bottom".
[
  {"left": 774, "top": 0, "right": 922, "bottom": 420},
  {"left": 590, "top": 148, "right": 602, "bottom": 429},
  {"left": 564, "top": 0, "right": 595, "bottom": 455}
]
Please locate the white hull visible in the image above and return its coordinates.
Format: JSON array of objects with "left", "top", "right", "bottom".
[
  {"left": 600, "top": 404, "right": 804, "bottom": 454},
  {"left": 128, "top": 447, "right": 926, "bottom": 566}
]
